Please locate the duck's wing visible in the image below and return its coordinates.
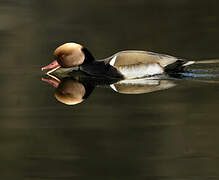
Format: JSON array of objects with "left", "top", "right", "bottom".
[{"left": 109, "top": 50, "right": 187, "bottom": 68}]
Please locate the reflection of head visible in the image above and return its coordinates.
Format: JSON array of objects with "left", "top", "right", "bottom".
[{"left": 55, "top": 79, "right": 86, "bottom": 105}]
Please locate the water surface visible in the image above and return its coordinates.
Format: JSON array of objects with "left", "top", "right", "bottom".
[{"left": 1, "top": 0, "right": 219, "bottom": 179}]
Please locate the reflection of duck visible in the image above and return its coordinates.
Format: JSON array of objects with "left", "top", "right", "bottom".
[
  {"left": 42, "top": 42, "right": 195, "bottom": 79},
  {"left": 42, "top": 73, "right": 176, "bottom": 105}
]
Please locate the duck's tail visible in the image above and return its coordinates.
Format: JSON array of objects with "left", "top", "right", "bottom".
[{"left": 182, "top": 61, "right": 195, "bottom": 66}]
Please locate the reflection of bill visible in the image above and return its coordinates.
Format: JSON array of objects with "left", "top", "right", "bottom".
[{"left": 42, "top": 74, "right": 176, "bottom": 105}]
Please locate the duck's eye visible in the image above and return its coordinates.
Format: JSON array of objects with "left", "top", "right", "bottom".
[{"left": 60, "top": 55, "right": 65, "bottom": 60}]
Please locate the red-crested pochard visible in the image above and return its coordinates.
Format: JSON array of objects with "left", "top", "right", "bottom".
[{"left": 42, "top": 42, "right": 195, "bottom": 79}]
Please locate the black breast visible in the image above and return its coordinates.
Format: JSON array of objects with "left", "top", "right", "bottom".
[{"left": 80, "top": 61, "right": 124, "bottom": 79}]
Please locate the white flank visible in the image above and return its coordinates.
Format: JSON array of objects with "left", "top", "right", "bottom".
[
  {"left": 118, "top": 63, "right": 164, "bottom": 79},
  {"left": 109, "top": 55, "right": 117, "bottom": 66}
]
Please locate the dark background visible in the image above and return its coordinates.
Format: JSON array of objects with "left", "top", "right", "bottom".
[{"left": 1, "top": 0, "right": 219, "bottom": 179}]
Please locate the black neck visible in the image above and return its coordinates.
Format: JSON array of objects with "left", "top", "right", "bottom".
[{"left": 81, "top": 47, "right": 95, "bottom": 64}]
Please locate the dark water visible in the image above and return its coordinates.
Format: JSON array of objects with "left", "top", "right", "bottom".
[{"left": 1, "top": 1, "right": 219, "bottom": 179}]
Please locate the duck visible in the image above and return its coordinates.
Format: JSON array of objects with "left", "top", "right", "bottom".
[{"left": 42, "top": 42, "right": 195, "bottom": 79}]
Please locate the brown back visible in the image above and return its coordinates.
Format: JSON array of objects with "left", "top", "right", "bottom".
[{"left": 111, "top": 51, "right": 178, "bottom": 67}]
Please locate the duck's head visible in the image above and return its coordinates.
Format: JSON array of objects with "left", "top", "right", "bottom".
[{"left": 42, "top": 42, "right": 94, "bottom": 73}]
